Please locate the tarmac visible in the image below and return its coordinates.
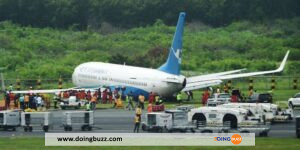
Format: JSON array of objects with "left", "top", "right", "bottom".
[{"left": 0, "top": 109, "right": 297, "bottom": 138}]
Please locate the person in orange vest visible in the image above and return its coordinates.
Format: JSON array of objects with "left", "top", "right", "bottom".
[
  {"left": 91, "top": 96, "right": 97, "bottom": 110},
  {"left": 147, "top": 103, "right": 153, "bottom": 112}
]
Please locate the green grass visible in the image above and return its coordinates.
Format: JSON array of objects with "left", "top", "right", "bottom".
[{"left": 0, "top": 137, "right": 299, "bottom": 150}]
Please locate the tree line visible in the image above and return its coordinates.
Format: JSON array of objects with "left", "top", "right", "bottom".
[{"left": 0, "top": 0, "right": 299, "bottom": 30}]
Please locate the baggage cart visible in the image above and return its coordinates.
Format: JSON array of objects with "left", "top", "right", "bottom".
[
  {"left": 0, "top": 110, "right": 20, "bottom": 131},
  {"left": 195, "top": 120, "right": 270, "bottom": 137},
  {"left": 21, "top": 112, "right": 52, "bottom": 132},
  {"left": 142, "top": 110, "right": 195, "bottom": 132},
  {"left": 62, "top": 111, "right": 94, "bottom": 131}
]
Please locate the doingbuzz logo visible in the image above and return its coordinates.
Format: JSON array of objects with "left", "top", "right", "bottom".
[{"left": 214, "top": 134, "right": 242, "bottom": 145}]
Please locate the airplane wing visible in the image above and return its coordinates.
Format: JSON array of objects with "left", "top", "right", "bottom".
[
  {"left": 186, "top": 68, "right": 246, "bottom": 83},
  {"left": 10, "top": 89, "right": 69, "bottom": 94},
  {"left": 182, "top": 51, "right": 290, "bottom": 92},
  {"left": 10, "top": 87, "right": 100, "bottom": 94}
]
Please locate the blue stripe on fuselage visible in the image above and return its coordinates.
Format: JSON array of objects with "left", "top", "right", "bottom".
[{"left": 109, "top": 86, "right": 149, "bottom": 99}]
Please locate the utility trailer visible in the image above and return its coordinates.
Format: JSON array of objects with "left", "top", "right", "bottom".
[
  {"left": 0, "top": 110, "right": 20, "bottom": 131},
  {"left": 194, "top": 120, "right": 270, "bottom": 137},
  {"left": 21, "top": 112, "right": 52, "bottom": 132},
  {"left": 141, "top": 110, "right": 195, "bottom": 133},
  {"left": 62, "top": 111, "right": 94, "bottom": 131}
]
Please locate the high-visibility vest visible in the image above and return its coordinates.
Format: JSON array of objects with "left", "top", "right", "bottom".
[
  {"left": 135, "top": 116, "right": 140, "bottom": 123},
  {"left": 136, "top": 108, "right": 142, "bottom": 115},
  {"left": 86, "top": 103, "right": 91, "bottom": 110},
  {"left": 176, "top": 93, "right": 182, "bottom": 101}
]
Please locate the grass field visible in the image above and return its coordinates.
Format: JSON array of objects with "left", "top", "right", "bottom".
[{"left": 0, "top": 137, "right": 299, "bottom": 150}]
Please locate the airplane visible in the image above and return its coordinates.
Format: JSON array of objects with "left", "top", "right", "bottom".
[{"left": 10, "top": 12, "right": 290, "bottom": 98}]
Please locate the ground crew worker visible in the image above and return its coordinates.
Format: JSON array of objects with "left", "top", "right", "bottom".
[
  {"left": 125, "top": 92, "right": 134, "bottom": 110},
  {"left": 86, "top": 102, "right": 91, "bottom": 111},
  {"left": 248, "top": 89, "right": 253, "bottom": 98},
  {"left": 86, "top": 91, "right": 92, "bottom": 101},
  {"left": 108, "top": 88, "right": 113, "bottom": 104},
  {"left": 19, "top": 94, "right": 25, "bottom": 110},
  {"left": 112, "top": 94, "right": 120, "bottom": 108},
  {"left": 155, "top": 96, "right": 163, "bottom": 105},
  {"left": 102, "top": 89, "right": 108, "bottom": 104},
  {"left": 24, "top": 94, "right": 29, "bottom": 109},
  {"left": 9, "top": 84, "right": 13, "bottom": 91},
  {"left": 14, "top": 93, "right": 19, "bottom": 108},
  {"left": 176, "top": 92, "right": 182, "bottom": 105},
  {"left": 138, "top": 94, "right": 145, "bottom": 109},
  {"left": 202, "top": 89, "right": 210, "bottom": 105},
  {"left": 224, "top": 84, "right": 229, "bottom": 93},
  {"left": 91, "top": 96, "right": 97, "bottom": 110},
  {"left": 135, "top": 105, "right": 142, "bottom": 118},
  {"left": 53, "top": 95, "right": 58, "bottom": 109},
  {"left": 9, "top": 92, "right": 15, "bottom": 108},
  {"left": 149, "top": 92, "right": 155, "bottom": 104},
  {"left": 147, "top": 103, "right": 152, "bottom": 112},
  {"left": 133, "top": 114, "right": 140, "bottom": 133},
  {"left": 121, "top": 87, "right": 126, "bottom": 101}
]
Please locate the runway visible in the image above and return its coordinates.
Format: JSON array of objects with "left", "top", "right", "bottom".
[{"left": 0, "top": 109, "right": 297, "bottom": 138}]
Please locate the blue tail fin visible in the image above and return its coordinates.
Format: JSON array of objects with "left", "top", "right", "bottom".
[{"left": 158, "top": 12, "right": 185, "bottom": 75}]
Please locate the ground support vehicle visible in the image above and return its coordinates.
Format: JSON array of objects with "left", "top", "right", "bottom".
[
  {"left": 0, "top": 110, "right": 20, "bottom": 131},
  {"left": 60, "top": 96, "right": 83, "bottom": 110},
  {"left": 141, "top": 110, "right": 195, "bottom": 133},
  {"left": 188, "top": 106, "right": 270, "bottom": 136},
  {"left": 207, "top": 93, "right": 231, "bottom": 106},
  {"left": 62, "top": 111, "right": 94, "bottom": 131},
  {"left": 194, "top": 120, "right": 270, "bottom": 136},
  {"left": 21, "top": 112, "right": 52, "bottom": 132},
  {"left": 218, "top": 103, "right": 292, "bottom": 123}
]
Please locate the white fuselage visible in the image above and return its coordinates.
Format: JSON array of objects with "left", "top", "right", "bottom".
[{"left": 71, "top": 62, "right": 186, "bottom": 97}]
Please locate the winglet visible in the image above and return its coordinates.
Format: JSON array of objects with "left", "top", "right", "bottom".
[{"left": 276, "top": 50, "right": 290, "bottom": 72}]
